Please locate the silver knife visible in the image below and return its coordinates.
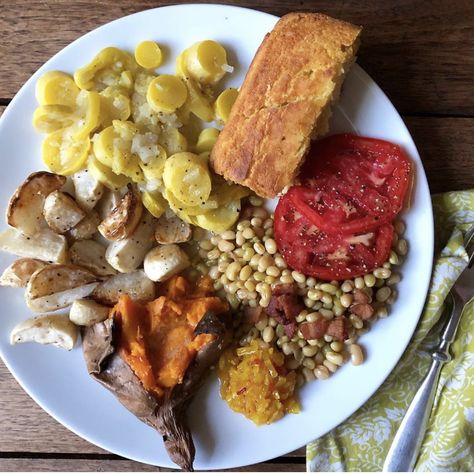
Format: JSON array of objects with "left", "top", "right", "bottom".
[{"left": 383, "top": 224, "right": 474, "bottom": 472}]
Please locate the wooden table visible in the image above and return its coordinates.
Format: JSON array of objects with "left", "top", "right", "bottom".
[{"left": 0, "top": 0, "right": 473, "bottom": 471}]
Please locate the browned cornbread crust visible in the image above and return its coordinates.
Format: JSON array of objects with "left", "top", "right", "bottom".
[{"left": 210, "top": 13, "right": 362, "bottom": 198}]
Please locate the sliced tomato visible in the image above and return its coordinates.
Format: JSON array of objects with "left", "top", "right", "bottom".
[
  {"left": 300, "top": 133, "right": 412, "bottom": 232},
  {"left": 274, "top": 190, "right": 394, "bottom": 280},
  {"left": 289, "top": 183, "right": 393, "bottom": 235}
]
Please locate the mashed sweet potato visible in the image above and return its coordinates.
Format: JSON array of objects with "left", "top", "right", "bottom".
[{"left": 112, "top": 275, "right": 229, "bottom": 397}]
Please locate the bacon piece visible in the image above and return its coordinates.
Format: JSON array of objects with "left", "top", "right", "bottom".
[
  {"left": 243, "top": 306, "right": 264, "bottom": 324},
  {"left": 284, "top": 322, "right": 297, "bottom": 338},
  {"left": 353, "top": 289, "right": 371, "bottom": 304},
  {"left": 300, "top": 319, "right": 329, "bottom": 340},
  {"left": 351, "top": 303, "right": 374, "bottom": 320},
  {"left": 266, "top": 294, "right": 303, "bottom": 323},
  {"left": 266, "top": 284, "right": 304, "bottom": 337},
  {"left": 326, "top": 317, "right": 348, "bottom": 341},
  {"left": 279, "top": 294, "right": 304, "bottom": 320}
]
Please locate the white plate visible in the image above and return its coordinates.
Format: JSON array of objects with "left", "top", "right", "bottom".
[{"left": 0, "top": 4, "right": 434, "bottom": 470}]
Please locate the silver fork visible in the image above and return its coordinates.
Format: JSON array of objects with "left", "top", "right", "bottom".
[{"left": 383, "top": 223, "right": 474, "bottom": 472}]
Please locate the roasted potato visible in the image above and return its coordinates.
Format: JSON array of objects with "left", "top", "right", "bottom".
[
  {"left": 105, "top": 211, "right": 156, "bottom": 273},
  {"left": 6, "top": 171, "right": 66, "bottom": 237},
  {"left": 43, "top": 190, "right": 86, "bottom": 233},
  {"left": 25, "top": 264, "right": 100, "bottom": 312},
  {"left": 10, "top": 314, "right": 78, "bottom": 350},
  {"left": 155, "top": 213, "right": 192, "bottom": 244},
  {"left": 69, "top": 299, "right": 110, "bottom": 326},
  {"left": 82, "top": 310, "right": 231, "bottom": 471},
  {"left": 98, "top": 185, "right": 143, "bottom": 241},
  {"left": 0, "top": 228, "right": 67, "bottom": 263},
  {"left": 92, "top": 270, "right": 155, "bottom": 306},
  {"left": 70, "top": 240, "right": 116, "bottom": 276},
  {"left": 96, "top": 189, "right": 123, "bottom": 221},
  {"left": 143, "top": 245, "right": 190, "bottom": 282},
  {"left": 71, "top": 169, "right": 104, "bottom": 210},
  {"left": 68, "top": 210, "right": 100, "bottom": 241},
  {"left": 0, "top": 258, "right": 48, "bottom": 288}
]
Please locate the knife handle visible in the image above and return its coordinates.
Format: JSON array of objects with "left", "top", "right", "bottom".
[{"left": 382, "top": 358, "right": 442, "bottom": 472}]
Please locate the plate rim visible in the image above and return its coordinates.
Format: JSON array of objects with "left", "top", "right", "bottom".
[{"left": 0, "top": 3, "right": 434, "bottom": 470}]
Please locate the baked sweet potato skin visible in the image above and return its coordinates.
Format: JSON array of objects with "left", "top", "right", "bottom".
[{"left": 82, "top": 310, "right": 231, "bottom": 471}]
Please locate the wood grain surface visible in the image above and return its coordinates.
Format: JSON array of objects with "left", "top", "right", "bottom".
[
  {"left": 0, "top": 0, "right": 473, "bottom": 471},
  {"left": 0, "top": 0, "right": 473, "bottom": 115}
]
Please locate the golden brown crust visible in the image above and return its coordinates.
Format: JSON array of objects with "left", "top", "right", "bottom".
[{"left": 210, "top": 12, "right": 362, "bottom": 197}]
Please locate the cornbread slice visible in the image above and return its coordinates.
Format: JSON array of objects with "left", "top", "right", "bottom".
[{"left": 210, "top": 13, "right": 362, "bottom": 198}]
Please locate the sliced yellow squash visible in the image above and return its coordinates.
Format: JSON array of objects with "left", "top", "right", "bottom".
[{"left": 42, "top": 129, "right": 90, "bottom": 176}]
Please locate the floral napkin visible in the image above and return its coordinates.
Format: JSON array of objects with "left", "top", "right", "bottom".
[{"left": 307, "top": 190, "right": 474, "bottom": 471}]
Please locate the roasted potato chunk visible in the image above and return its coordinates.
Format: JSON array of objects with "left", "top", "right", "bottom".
[
  {"left": 69, "top": 299, "right": 110, "bottom": 326},
  {"left": 92, "top": 270, "right": 155, "bottom": 306},
  {"left": 68, "top": 210, "right": 100, "bottom": 241},
  {"left": 72, "top": 169, "right": 104, "bottom": 210},
  {"left": 0, "top": 258, "right": 48, "bottom": 288},
  {"left": 143, "top": 244, "right": 190, "bottom": 282},
  {"left": 96, "top": 189, "right": 123, "bottom": 221},
  {"left": 155, "top": 213, "right": 192, "bottom": 244},
  {"left": 25, "top": 264, "right": 100, "bottom": 312},
  {"left": 43, "top": 190, "right": 86, "bottom": 233},
  {"left": 105, "top": 211, "right": 156, "bottom": 273},
  {"left": 0, "top": 228, "right": 67, "bottom": 263},
  {"left": 70, "top": 240, "right": 116, "bottom": 276},
  {"left": 10, "top": 314, "right": 78, "bottom": 350},
  {"left": 6, "top": 171, "right": 66, "bottom": 237},
  {"left": 98, "top": 185, "right": 142, "bottom": 241}
]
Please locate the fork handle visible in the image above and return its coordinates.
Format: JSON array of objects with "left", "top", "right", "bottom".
[{"left": 383, "top": 358, "right": 442, "bottom": 472}]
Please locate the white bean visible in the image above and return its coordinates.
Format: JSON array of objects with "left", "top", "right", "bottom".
[
  {"left": 374, "top": 267, "right": 392, "bottom": 279},
  {"left": 349, "top": 343, "right": 364, "bottom": 365},
  {"left": 225, "top": 261, "right": 241, "bottom": 281},
  {"left": 306, "top": 312, "right": 320, "bottom": 323},
  {"left": 254, "top": 242, "right": 266, "bottom": 255},
  {"left": 340, "top": 293, "right": 353, "bottom": 308},
  {"left": 325, "top": 351, "right": 344, "bottom": 366},
  {"left": 218, "top": 239, "right": 235, "bottom": 252},
  {"left": 307, "top": 289, "right": 323, "bottom": 301},
  {"left": 314, "top": 365, "right": 330, "bottom": 380},
  {"left": 302, "top": 367, "right": 315, "bottom": 382},
  {"left": 242, "top": 227, "right": 255, "bottom": 239},
  {"left": 397, "top": 239, "right": 408, "bottom": 256},
  {"left": 221, "top": 230, "right": 236, "bottom": 240},
  {"left": 302, "top": 345, "right": 318, "bottom": 357},
  {"left": 292, "top": 271, "right": 306, "bottom": 284},
  {"left": 376, "top": 286, "right": 392, "bottom": 302},
  {"left": 323, "top": 359, "right": 338, "bottom": 373},
  {"left": 264, "top": 238, "right": 277, "bottom": 254},
  {"left": 320, "top": 283, "right": 338, "bottom": 294},
  {"left": 237, "top": 220, "right": 251, "bottom": 231},
  {"left": 207, "top": 249, "right": 220, "bottom": 260},
  {"left": 262, "top": 326, "right": 275, "bottom": 343},
  {"left": 274, "top": 255, "right": 287, "bottom": 268},
  {"left": 208, "top": 266, "right": 220, "bottom": 280},
  {"left": 364, "top": 274, "right": 376, "bottom": 287},
  {"left": 199, "top": 239, "right": 213, "bottom": 250},
  {"left": 266, "top": 266, "right": 280, "bottom": 277}
]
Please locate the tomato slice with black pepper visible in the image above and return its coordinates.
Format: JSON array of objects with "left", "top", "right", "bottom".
[
  {"left": 274, "top": 191, "right": 394, "bottom": 280},
  {"left": 289, "top": 183, "right": 393, "bottom": 235},
  {"left": 298, "top": 134, "right": 411, "bottom": 234}
]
